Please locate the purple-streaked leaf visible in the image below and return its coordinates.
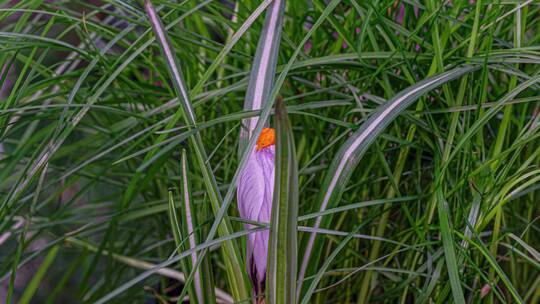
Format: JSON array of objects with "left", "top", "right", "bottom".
[
  {"left": 180, "top": 148, "right": 216, "bottom": 304},
  {"left": 239, "top": 0, "right": 285, "bottom": 154},
  {"left": 297, "top": 65, "right": 480, "bottom": 299}
]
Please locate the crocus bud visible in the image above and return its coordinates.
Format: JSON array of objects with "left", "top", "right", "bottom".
[
  {"left": 237, "top": 128, "right": 276, "bottom": 294},
  {"left": 480, "top": 284, "right": 491, "bottom": 298}
]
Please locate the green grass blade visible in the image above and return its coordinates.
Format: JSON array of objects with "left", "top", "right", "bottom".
[
  {"left": 18, "top": 245, "right": 60, "bottom": 304},
  {"left": 267, "top": 99, "right": 299, "bottom": 304},
  {"left": 178, "top": 148, "right": 216, "bottom": 304},
  {"left": 435, "top": 179, "right": 465, "bottom": 304},
  {"left": 168, "top": 191, "right": 183, "bottom": 248}
]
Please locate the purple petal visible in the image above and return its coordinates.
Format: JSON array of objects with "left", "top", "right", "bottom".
[
  {"left": 304, "top": 40, "right": 313, "bottom": 53},
  {"left": 237, "top": 146, "right": 275, "bottom": 284},
  {"left": 480, "top": 284, "right": 491, "bottom": 298},
  {"left": 396, "top": 3, "right": 405, "bottom": 25}
]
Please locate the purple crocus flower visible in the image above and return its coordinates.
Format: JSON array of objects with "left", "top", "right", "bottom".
[
  {"left": 237, "top": 128, "right": 275, "bottom": 295},
  {"left": 480, "top": 284, "right": 491, "bottom": 298},
  {"left": 304, "top": 40, "right": 313, "bottom": 53}
]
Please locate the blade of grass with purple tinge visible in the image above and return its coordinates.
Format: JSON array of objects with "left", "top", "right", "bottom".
[
  {"left": 238, "top": 0, "right": 285, "bottom": 154},
  {"left": 297, "top": 65, "right": 480, "bottom": 301},
  {"left": 167, "top": 149, "right": 216, "bottom": 304},
  {"left": 267, "top": 99, "right": 299, "bottom": 304},
  {"left": 144, "top": 0, "right": 249, "bottom": 301}
]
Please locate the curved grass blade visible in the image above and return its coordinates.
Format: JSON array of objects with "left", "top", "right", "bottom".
[
  {"left": 507, "top": 233, "right": 540, "bottom": 263},
  {"left": 144, "top": 0, "right": 249, "bottom": 300},
  {"left": 179, "top": 149, "right": 216, "bottom": 304},
  {"left": 297, "top": 65, "right": 480, "bottom": 297},
  {"left": 238, "top": 0, "right": 285, "bottom": 154},
  {"left": 267, "top": 99, "right": 299, "bottom": 304},
  {"left": 298, "top": 196, "right": 420, "bottom": 222}
]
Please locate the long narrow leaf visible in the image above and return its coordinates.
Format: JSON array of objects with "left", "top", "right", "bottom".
[
  {"left": 435, "top": 180, "right": 465, "bottom": 303},
  {"left": 179, "top": 149, "right": 216, "bottom": 304},
  {"left": 18, "top": 245, "right": 60, "bottom": 304},
  {"left": 267, "top": 99, "right": 299, "bottom": 304},
  {"left": 239, "top": 0, "right": 285, "bottom": 153}
]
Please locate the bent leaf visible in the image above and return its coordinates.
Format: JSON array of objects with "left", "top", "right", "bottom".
[{"left": 298, "top": 65, "right": 480, "bottom": 296}]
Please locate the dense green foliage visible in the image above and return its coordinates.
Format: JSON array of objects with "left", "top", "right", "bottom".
[{"left": 0, "top": 0, "right": 538, "bottom": 303}]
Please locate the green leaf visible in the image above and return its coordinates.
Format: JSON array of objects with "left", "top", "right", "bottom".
[
  {"left": 18, "top": 245, "right": 60, "bottom": 304},
  {"left": 267, "top": 99, "right": 299, "bottom": 304},
  {"left": 435, "top": 176, "right": 465, "bottom": 304},
  {"left": 176, "top": 149, "right": 216, "bottom": 304}
]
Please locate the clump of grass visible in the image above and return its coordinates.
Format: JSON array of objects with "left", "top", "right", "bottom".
[{"left": 0, "top": 1, "right": 538, "bottom": 303}]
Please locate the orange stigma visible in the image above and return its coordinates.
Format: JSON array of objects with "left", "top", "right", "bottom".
[{"left": 256, "top": 128, "right": 275, "bottom": 151}]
